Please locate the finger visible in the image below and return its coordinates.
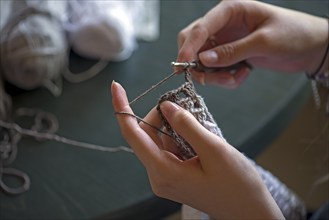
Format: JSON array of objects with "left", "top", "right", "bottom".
[
  {"left": 199, "top": 37, "right": 220, "bottom": 53},
  {"left": 141, "top": 111, "right": 182, "bottom": 158},
  {"left": 140, "top": 106, "right": 163, "bottom": 148},
  {"left": 159, "top": 101, "right": 226, "bottom": 160},
  {"left": 204, "top": 66, "right": 251, "bottom": 89},
  {"left": 161, "top": 127, "right": 180, "bottom": 156},
  {"left": 177, "top": 21, "right": 210, "bottom": 62},
  {"left": 233, "top": 67, "right": 251, "bottom": 87},
  {"left": 177, "top": 2, "right": 234, "bottom": 62},
  {"left": 177, "top": 19, "right": 200, "bottom": 49},
  {"left": 191, "top": 66, "right": 250, "bottom": 88},
  {"left": 177, "top": 22, "right": 222, "bottom": 62},
  {"left": 198, "top": 33, "right": 263, "bottom": 67},
  {"left": 111, "top": 81, "right": 162, "bottom": 168}
]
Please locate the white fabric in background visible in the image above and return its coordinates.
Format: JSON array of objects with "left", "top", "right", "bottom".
[
  {"left": 65, "top": 0, "right": 135, "bottom": 61},
  {"left": 65, "top": 0, "right": 160, "bottom": 61}
]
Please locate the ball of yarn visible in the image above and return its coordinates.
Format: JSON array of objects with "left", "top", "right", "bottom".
[
  {"left": 0, "top": 7, "right": 67, "bottom": 95},
  {"left": 66, "top": 1, "right": 136, "bottom": 61}
]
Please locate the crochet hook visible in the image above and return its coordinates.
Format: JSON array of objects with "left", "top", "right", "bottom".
[{"left": 171, "top": 60, "right": 252, "bottom": 74}]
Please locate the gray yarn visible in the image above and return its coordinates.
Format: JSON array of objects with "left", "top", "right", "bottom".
[
  {"left": 157, "top": 71, "right": 306, "bottom": 219},
  {"left": 157, "top": 72, "right": 224, "bottom": 160},
  {"left": 252, "top": 160, "right": 307, "bottom": 219},
  {"left": 0, "top": 5, "right": 66, "bottom": 96}
]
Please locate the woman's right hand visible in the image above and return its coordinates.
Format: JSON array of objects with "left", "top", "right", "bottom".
[{"left": 177, "top": 0, "right": 328, "bottom": 88}]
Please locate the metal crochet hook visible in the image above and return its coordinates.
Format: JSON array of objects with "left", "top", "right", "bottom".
[{"left": 171, "top": 60, "right": 252, "bottom": 74}]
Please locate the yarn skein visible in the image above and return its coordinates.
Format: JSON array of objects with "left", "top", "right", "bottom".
[{"left": 0, "top": 5, "right": 67, "bottom": 96}]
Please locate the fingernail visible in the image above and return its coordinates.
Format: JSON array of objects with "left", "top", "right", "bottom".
[
  {"left": 200, "top": 50, "right": 218, "bottom": 63},
  {"left": 111, "top": 80, "right": 117, "bottom": 89},
  {"left": 112, "top": 80, "right": 123, "bottom": 87},
  {"left": 160, "top": 101, "right": 180, "bottom": 119},
  {"left": 111, "top": 80, "right": 123, "bottom": 93}
]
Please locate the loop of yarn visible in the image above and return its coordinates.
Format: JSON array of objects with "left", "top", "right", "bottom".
[
  {"left": 0, "top": 119, "right": 29, "bottom": 195},
  {"left": 0, "top": 108, "right": 133, "bottom": 195}
]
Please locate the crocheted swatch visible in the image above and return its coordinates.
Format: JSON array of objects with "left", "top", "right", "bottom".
[{"left": 157, "top": 71, "right": 224, "bottom": 160}]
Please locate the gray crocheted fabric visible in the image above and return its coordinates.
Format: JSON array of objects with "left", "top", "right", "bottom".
[
  {"left": 157, "top": 71, "right": 306, "bottom": 219},
  {"left": 157, "top": 72, "right": 224, "bottom": 160}
]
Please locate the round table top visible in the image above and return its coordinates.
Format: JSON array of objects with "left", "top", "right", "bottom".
[{"left": 1, "top": 1, "right": 327, "bottom": 219}]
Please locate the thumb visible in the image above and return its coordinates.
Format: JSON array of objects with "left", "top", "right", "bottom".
[
  {"left": 160, "top": 101, "right": 225, "bottom": 160},
  {"left": 199, "top": 33, "right": 262, "bottom": 67}
]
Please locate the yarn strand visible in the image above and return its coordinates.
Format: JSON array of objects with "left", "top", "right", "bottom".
[
  {"left": 115, "top": 111, "right": 172, "bottom": 138},
  {"left": 0, "top": 120, "right": 133, "bottom": 153},
  {"left": 129, "top": 70, "right": 181, "bottom": 105}
]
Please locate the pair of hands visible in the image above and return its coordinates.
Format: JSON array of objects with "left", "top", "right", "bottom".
[{"left": 112, "top": 1, "right": 328, "bottom": 218}]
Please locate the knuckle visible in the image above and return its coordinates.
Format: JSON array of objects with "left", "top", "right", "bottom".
[
  {"left": 191, "top": 22, "right": 209, "bottom": 37},
  {"left": 218, "top": 44, "right": 236, "bottom": 65},
  {"left": 178, "top": 29, "right": 188, "bottom": 43},
  {"left": 255, "top": 29, "right": 272, "bottom": 52},
  {"left": 173, "top": 109, "right": 194, "bottom": 128},
  {"left": 178, "top": 48, "right": 191, "bottom": 61}
]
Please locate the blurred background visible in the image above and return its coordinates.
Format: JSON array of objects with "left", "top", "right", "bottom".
[{"left": 1, "top": 0, "right": 328, "bottom": 219}]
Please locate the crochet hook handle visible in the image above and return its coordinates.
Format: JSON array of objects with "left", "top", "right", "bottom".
[{"left": 171, "top": 60, "right": 252, "bottom": 74}]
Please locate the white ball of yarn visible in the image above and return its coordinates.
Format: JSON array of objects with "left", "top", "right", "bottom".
[
  {"left": 1, "top": 7, "right": 67, "bottom": 94},
  {"left": 66, "top": 1, "right": 136, "bottom": 61}
]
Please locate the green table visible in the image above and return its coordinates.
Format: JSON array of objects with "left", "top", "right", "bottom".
[{"left": 1, "top": 1, "right": 327, "bottom": 219}]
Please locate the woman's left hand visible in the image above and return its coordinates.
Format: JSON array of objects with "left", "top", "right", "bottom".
[{"left": 111, "top": 81, "right": 284, "bottom": 219}]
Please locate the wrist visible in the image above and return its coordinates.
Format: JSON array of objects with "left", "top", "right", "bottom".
[{"left": 306, "top": 17, "right": 329, "bottom": 79}]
